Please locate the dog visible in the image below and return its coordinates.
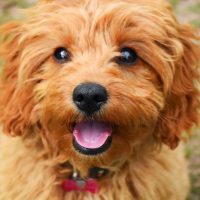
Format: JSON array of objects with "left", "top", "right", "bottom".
[{"left": 0, "top": 0, "right": 199, "bottom": 199}]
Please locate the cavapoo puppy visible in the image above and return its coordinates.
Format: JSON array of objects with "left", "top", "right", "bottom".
[{"left": 0, "top": 0, "right": 199, "bottom": 199}]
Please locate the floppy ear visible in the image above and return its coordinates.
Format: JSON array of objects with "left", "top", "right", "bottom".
[
  {"left": 158, "top": 24, "right": 200, "bottom": 149},
  {"left": 0, "top": 22, "right": 36, "bottom": 136}
]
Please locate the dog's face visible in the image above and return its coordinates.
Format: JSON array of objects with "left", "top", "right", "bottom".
[{"left": 0, "top": 0, "right": 199, "bottom": 172}]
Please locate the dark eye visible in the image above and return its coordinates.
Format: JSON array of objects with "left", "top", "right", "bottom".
[
  {"left": 54, "top": 47, "right": 70, "bottom": 63},
  {"left": 116, "top": 47, "right": 138, "bottom": 66}
]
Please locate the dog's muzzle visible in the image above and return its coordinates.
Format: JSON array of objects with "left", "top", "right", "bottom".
[{"left": 72, "top": 83, "right": 112, "bottom": 155}]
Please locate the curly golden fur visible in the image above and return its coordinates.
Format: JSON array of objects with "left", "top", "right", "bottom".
[{"left": 0, "top": 0, "right": 199, "bottom": 199}]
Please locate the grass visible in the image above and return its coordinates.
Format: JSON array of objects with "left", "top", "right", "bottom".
[
  {"left": 187, "top": 3, "right": 200, "bottom": 27},
  {"left": 0, "top": 0, "right": 31, "bottom": 24},
  {"left": 169, "top": 0, "right": 180, "bottom": 8}
]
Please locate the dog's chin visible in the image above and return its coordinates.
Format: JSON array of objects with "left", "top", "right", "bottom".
[{"left": 72, "top": 120, "right": 113, "bottom": 156}]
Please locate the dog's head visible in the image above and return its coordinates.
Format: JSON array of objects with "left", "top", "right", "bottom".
[{"left": 0, "top": 0, "right": 199, "bottom": 172}]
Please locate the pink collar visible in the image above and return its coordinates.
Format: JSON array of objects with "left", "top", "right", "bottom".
[{"left": 61, "top": 167, "right": 109, "bottom": 194}]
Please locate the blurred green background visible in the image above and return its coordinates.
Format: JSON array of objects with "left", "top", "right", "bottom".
[{"left": 0, "top": 0, "right": 200, "bottom": 199}]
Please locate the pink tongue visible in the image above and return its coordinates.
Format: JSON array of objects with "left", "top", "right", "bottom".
[{"left": 73, "top": 121, "right": 112, "bottom": 149}]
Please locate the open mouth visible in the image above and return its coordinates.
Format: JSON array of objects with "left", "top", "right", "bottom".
[{"left": 72, "top": 121, "right": 112, "bottom": 156}]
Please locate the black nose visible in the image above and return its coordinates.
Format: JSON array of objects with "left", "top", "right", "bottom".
[{"left": 73, "top": 83, "right": 108, "bottom": 115}]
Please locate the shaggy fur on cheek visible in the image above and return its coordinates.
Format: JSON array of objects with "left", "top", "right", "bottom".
[{"left": 0, "top": 0, "right": 199, "bottom": 199}]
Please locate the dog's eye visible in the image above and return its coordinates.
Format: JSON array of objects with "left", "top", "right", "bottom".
[
  {"left": 54, "top": 47, "right": 70, "bottom": 63},
  {"left": 116, "top": 47, "right": 138, "bottom": 66}
]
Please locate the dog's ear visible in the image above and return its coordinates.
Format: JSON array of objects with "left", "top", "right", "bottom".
[
  {"left": 157, "top": 24, "right": 200, "bottom": 149},
  {"left": 0, "top": 22, "right": 36, "bottom": 136}
]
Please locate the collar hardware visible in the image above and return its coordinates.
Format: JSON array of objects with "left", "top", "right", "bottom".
[{"left": 89, "top": 167, "right": 109, "bottom": 179}]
